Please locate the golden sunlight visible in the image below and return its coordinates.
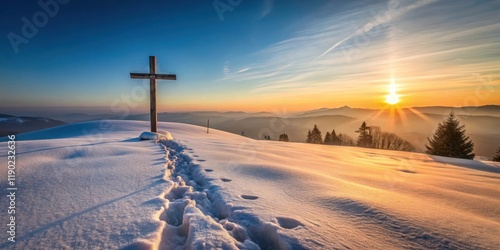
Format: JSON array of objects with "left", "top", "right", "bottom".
[{"left": 385, "top": 78, "right": 400, "bottom": 105}]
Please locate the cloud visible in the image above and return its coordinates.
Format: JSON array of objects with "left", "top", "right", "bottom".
[
  {"left": 223, "top": 61, "right": 230, "bottom": 76},
  {"left": 261, "top": 0, "right": 274, "bottom": 18},
  {"left": 220, "top": 0, "right": 500, "bottom": 101},
  {"left": 319, "top": 0, "right": 437, "bottom": 58},
  {"left": 238, "top": 67, "right": 251, "bottom": 73}
]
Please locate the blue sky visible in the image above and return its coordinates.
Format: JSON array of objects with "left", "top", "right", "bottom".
[{"left": 1, "top": 0, "right": 499, "bottom": 115}]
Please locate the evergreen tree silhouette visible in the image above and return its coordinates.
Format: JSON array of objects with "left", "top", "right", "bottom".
[
  {"left": 279, "top": 133, "right": 289, "bottom": 142},
  {"left": 356, "top": 122, "right": 372, "bottom": 147},
  {"left": 324, "top": 132, "right": 332, "bottom": 144},
  {"left": 311, "top": 124, "right": 323, "bottom": 144},
  {"left": 306, "top": 130, "right": 312, "bottom": 143},
  {"left": 491, "top": 147, "right": 500, "bottom": 162},
  {"left": 331, "top": 129, "right": 341, "bottom": 145},
  {"left": 426, "top": 112, "right": 475, "bottom": 159}
]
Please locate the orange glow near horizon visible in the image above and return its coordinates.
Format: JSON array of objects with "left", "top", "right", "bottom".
[{"left": 150, "top": 74, "right": 500, "bottom": 113}]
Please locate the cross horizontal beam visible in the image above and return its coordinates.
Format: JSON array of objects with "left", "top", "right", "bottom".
[{"left": 130, "top": 73, "right": 177, "bottom": 80}]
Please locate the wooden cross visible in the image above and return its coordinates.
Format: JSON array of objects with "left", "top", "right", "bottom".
[{"left": 130, "top": 56, "right": 176, "bottom": 133}]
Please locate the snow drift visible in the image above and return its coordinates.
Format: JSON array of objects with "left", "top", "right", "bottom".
[{"left": 1, "top": 120, "right": 499, "bottom": 249}]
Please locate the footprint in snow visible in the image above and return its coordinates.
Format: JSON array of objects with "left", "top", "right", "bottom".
[
  {"left": 399, "top": 169, "right": 417, "bottom": 174},
  {"left": 220, "top": 178, "right": 232, "bottom": 182},
  {"left": 241, "top": 195, "right": 259, "bottom": 200},
  {"left": 276, "top": 217, "right": 304, "bottom": 229}
]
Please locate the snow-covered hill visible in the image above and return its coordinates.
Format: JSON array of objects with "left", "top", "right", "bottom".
[{"left": 1, "top": 121, "right": 499, "bottom": 249}]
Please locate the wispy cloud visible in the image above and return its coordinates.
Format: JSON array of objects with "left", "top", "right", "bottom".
[
  {"left": 238, "top": 67, "right": 251, "bottom": 73},
  {"left": 318, "top": 0, "right": 437, "bottom": 58},
  {"left": 261, "top": 0, "right": 274, "bottom": 18},
  {"left": 223, "top": 61, "right": 230, "bottom": 76},
  {"left": 220, "top": 0, "right": 500, "bottom": 105}
]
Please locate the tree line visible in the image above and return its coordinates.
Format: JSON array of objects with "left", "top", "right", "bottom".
[
  {"left": 304, "top": 122, "right": 415, "bottom": 152},
  {"left": 274, "top": 112, "right": 500, "bottom": 161},
  {"left": 304, "top": 125, "right": 356, "bottom": 146}
]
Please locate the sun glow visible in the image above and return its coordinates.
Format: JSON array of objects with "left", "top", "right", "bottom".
[{"left": 386, "top": 78, "right": 400, "bottom": 105}]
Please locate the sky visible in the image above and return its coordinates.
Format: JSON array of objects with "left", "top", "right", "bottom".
[{"left": 0, "top": 0, "right": 499, "bottom": 115}]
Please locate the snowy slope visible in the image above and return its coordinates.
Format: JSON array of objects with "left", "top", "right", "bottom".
[
  {"left": 0, "top": 121, "right": 170, "bottom": 249},
  {"left": 1, "top": 120, "right": 499, "bottom": 249}
]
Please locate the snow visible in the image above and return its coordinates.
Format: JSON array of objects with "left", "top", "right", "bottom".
[
  {"left": 140, "top": 131, "right": 174, "bottom": 141},
  {"left": 1, "top": 120, "right": 499, "bottom": 249},
  {"left": 0, "top": 117, "right": 25, "bottom": 123}
]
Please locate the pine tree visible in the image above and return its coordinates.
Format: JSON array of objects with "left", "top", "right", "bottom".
[
  {"left": 311, "top": 124, "right": 323, "bottom": 144},
  {"left": 426, "top": 112, "right": 475, "bottom": 159},
  {"left": 324, "top": 132, "right": 331, "bottom": 144},
  {"left": 331, "top": 129, "right": 341, "bottom": 145},
  {"left": 279, "top": 133, "right": 289, "bottom": 142},
  {"left": 306, "top": 130, "right": 312, "bottom": 143},
  {"left": 491, "top": 147, "right": 500, "bottom": 162},
  {"left": 356, "top": 122, "right": 372, "bottom": 147}
]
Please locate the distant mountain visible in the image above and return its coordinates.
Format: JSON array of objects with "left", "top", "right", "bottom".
[
  {"left": 184, "top": 111, "right": 275, "bottom": 118},
  {"left": 214, "top": 115, "right": 357, "bottom": 140},
  {"left": 114, "top": 106, "right": 500, "bottom": 157},
  {"left": 47, "top": 113, "right": 121, "bottom": 123},
  {"left": 5, "top": 104, "right": 498, "bottom": 157},
  {"left": 126, "top": 111, "right": 278, "bottom": 126},
  {"left": 0, "top": 113, "right": 66, "bottom": 137},
  {"left": 296, "top": 105, "right": 500, "bottom": 119},
  {"left": 412, "top": 105, "right": 500, "bottom": 117},
  {"left": 296, "top": 105, "right": 378, "bottom": 118}
]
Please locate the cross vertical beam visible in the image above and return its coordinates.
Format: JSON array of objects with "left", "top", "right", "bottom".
[
  {"left": 149, "top": 56, "right": 157, "bottom": 133},
  {"left": 130, "top": 56, "right": 177, "bottom": 133}
]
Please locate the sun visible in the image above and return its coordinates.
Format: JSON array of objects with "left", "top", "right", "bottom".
[{"left": 385, "top": 78, "right": 400, "bottom": 105}]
